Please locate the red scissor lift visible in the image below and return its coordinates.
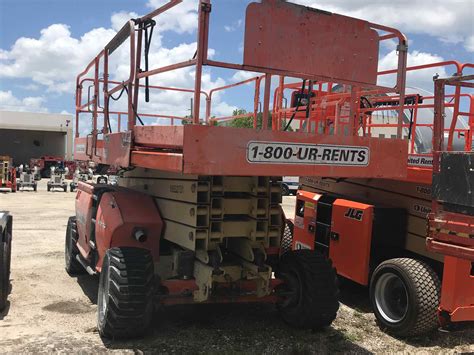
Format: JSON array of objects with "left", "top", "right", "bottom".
[
  {"left": 428, "top": 73, "right": 474, "bottom": 326},
  {"left": 70, "top": 0, "right": 413, "bottom": 338}
]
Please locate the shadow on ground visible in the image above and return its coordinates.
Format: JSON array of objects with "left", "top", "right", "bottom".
[
  {"left": 72, "top": 270, "right": 473, "bottom": 353},
  {"left": 102, "top": 303, "right": 373, "bottom": 354},
  {"left": 76, "top": 274, "right": 99, "bottom": 304}
]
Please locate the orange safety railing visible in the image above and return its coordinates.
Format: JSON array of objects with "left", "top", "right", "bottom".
[{"left": 75, "top": 0, "right": 411, "bottom": 156}]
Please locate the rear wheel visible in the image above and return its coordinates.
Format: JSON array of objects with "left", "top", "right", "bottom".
[
  {"left": 277, "top": 250, "right": 339, "bottom": 329},
  {"left": 47, "top": 184, "right": 51, "bottom": 192},
  {"left": 63, "top": 184, "right": 67, "bottom": 192},
  {"left": 370, "top": 258, "right": 440, "bottom": 337},
  {"left": 98, "top": 247, "right": 154, "bottom": 338},
  {"left": 33, "top": 183, "right": 37, "bottom": 192},
  {"left": 0, "top": 231, "right": 12, "bottom": 311},
  {"left": 65, "top": 217, "right": 85, "bottom": 275}
]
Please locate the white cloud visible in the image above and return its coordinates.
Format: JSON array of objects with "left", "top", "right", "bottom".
[
  {"left": 378, "top": 50, "right": 449, "bottom": 91},
  {"left": 17, "top": 83, "right": 40, "bottom": 91},
  {"left": 231, "top": 70, "right": 261, "bottom": 82},
  {"left": 110, "top": 11, "right": 139, "bottom": 32},
  {"left": 0, "top": 90, "right": 48, "bottom": 112},
  {"left": 0, "top": 24, "right": 116, "bottom": 94},
  {"left": 146, "top": 0, "right": 198, "bottom": 34},
  {"left": 0, "top": 1, "right": 236, "bottom": 120},
  {"left": 465, "top": 35, "right": 474, "bottom": 52},
  {"left": 224, "top": 19, "right": 243, "bottom": 32},
  {"left": 290, "top": 0, "right": 474, "bottom": 52}
]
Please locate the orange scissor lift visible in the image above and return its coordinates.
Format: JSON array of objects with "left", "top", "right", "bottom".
[
  {"left": 69, "top": 0, "right": 412, "bottom": 338},
  {"left": 282, "top": 61, "right": 473, "bottom": 337}
]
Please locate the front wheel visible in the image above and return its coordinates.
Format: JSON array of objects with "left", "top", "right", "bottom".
[
  {"left": 370, "top": 258, "right": 440, "bottom": 337},
  {"left": 277, "top": 250, "right": 339, "bottom": 329},
  {"left": 65, "top": 217, "right": 85, "bottom": 275},
  {"left": 281, "top": 183, "right": 290, "bottom": 196},
  {"left": 0, "top": 231, "right": 12, "bottom": 311},
  {"left": 98, "top": 247, "right": 154, "bottom": 338}
]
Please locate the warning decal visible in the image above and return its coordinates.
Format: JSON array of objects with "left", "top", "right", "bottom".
[{"left": 247, "top": 141, "right": 369, "bottom": 166}]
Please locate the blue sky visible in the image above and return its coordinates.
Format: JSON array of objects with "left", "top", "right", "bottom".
[{"left": 0, "top": 0, "right": 473, "bottom": 120}]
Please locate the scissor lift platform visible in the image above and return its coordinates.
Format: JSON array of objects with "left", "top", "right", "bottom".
[{"left": 75, "top": 125, "right": 408, "bottom": 178}]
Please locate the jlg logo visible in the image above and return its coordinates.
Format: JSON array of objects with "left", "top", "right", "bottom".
[{"left": 344, "top": 208, "right": 364, "bottom": 221}]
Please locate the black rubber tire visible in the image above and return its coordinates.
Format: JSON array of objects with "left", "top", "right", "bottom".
[
  {"left": 97, "top": 247, "right": 154, "bottom": 339},
  {"left": 33, "top": 183, "right": 37, "bottom": 192},
  {"left": 65, "top": 217, "right": 85, "bottom": 275},
  {"left": 0, "top": 232, "right": 12, "bottom": 311},
  {"left": 370, "top": 258, "right": 441, "bottom": 337},
  {"left": 281, "top": 183, "right": 290, "bottom": 196},
  {"left": 47, "top": 184, "right": 51, "bottom": 192},
  {"left": 70, "top": 184, "right": 74, "bottom": 192},
  {"left": 277, "top": 250, "right": 339, "bottom": 329},
  {"left": 280, "top": 219, "right": 294, "bottom": 255},
  {"left": 63, "top": 185, "right": 67, "bottom": 192}
]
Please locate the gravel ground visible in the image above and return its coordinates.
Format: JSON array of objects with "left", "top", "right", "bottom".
[{"left": 0, "top": 181, "right": 472, "bottom": 353}]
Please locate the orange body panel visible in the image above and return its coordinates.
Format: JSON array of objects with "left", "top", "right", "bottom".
[
  {"left": 244, "top": 1, "right": 379, "bottom": 86},
  {"left": 74, "top": 182, "right": 162, "bottom": 272},
  {"left": 76, "top": 125, "right": 409, "bottom": 178},
  {"left": 182, "top": 125, "right": 407, "bottom": 177},
  {"left": 439, "top": 256, "right": 474, "bottom": 322},
  {"left": 330, "top": 199, "right": 373, "bottom": 285},
  {"left": 75, "top": 186, "right": 95, "bottom": 257},
  {"left": 94, "top": 191, "right": 162, "bottom": 271}
]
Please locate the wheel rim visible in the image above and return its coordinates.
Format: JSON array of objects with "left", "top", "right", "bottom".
[{"left": 374, "top": 272, "right": 408, "bottom": 323}]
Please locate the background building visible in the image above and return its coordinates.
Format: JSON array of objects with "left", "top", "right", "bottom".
[{"left": 0, "top": 110, "right": 73, "bottom": 164}]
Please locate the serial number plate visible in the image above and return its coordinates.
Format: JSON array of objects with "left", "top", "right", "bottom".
[{"left": 247, "top": 141, "right": 369, "bottom": 166}]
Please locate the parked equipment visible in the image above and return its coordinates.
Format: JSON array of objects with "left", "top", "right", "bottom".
[
  {"left": 70, "top": 168, "right": 89, "bottom": 192},
  {"left": 0, "top": 156, "right": 17, "bottom": 193},
  {"left": 0, "top": 211, "right": 12, "bottom": 311},
  {"left": 47, "top": 166, "right": 68, "bottom": 192},
  {"left": 68, "top": 0, "right": 414, "bottom": 339},
  {"left": 427, "top": 74, "right": 474, "bottom": 327},
  {"left": 17, "top": 165, "right": 38, "bottom": 192},
  {"left": 286, "top": 62, "right": 474, "bottom": 337},
  {"left": 30, "top": 156, "right": 64, "bottom": 179}
]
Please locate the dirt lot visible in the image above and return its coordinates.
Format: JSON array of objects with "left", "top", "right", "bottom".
[{"left": 0, "top": 180, "right": 472, "bottom": 353}]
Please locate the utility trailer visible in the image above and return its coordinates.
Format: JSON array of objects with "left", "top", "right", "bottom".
[
  {"left": 427, "top": 74, "right": 474, "bottom": 327},
  {"left": 68, "top": 0, "right": 411, "bottom": 338},
  {"left": 0, "top": 211, "right": 12, "bottom": 311},
  {"left": 285, "top": 62, "right": 474, "bottom": 336},
  {"left": 0, "top": 156, "right": 17, "bottom": 193}
]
